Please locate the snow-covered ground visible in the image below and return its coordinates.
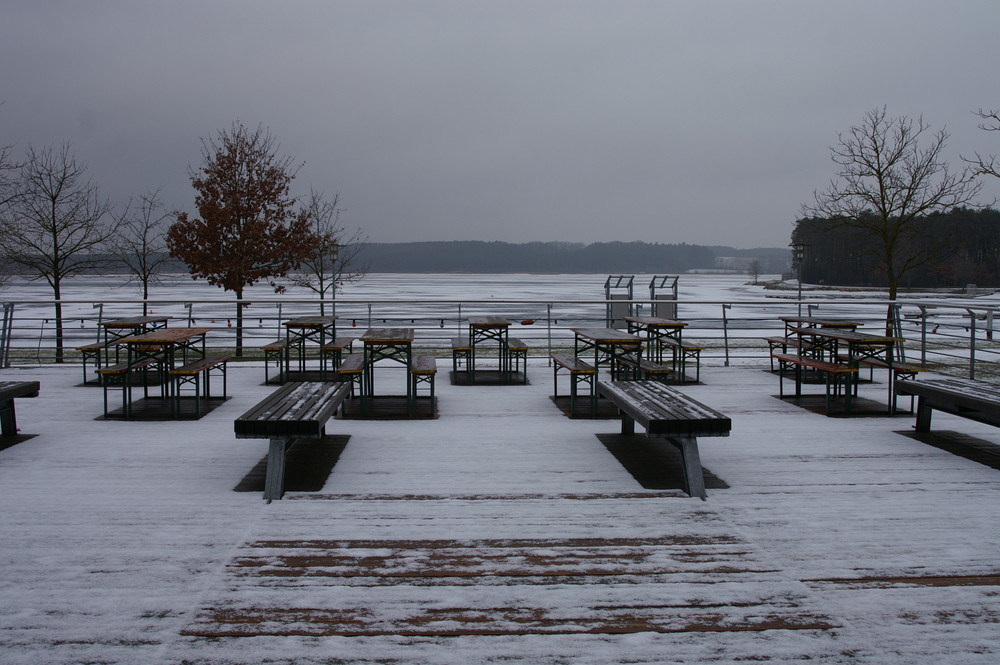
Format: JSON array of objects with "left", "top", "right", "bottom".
[{"left": 2, "top": 357, "right": 999, "bottom": 664}]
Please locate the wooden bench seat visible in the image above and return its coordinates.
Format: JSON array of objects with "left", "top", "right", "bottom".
[
  {"left": 409, "top": 354, "right": 438, "bottom": 412},
  {"left": 597, "top": 379, "right": 731, "bottom": 499},
  {"left": 771, "top": 352, "right": 858, "bottom": 414},
  {"left": 320, "top": 337, "right": 357, "bottom": 377},
  {"left": 76, "top": 341, "right": 111, "bottom": 384},
  {"left": 260, "top": 339, "right": 288, "bottom": 384},
  {"left": 895, "top": 376, "right": 1000, "bottom": 433},
  {"left": 506, "top": 336, "right": 529, "bottom": 383},
  {"left": 617, "top": 356, "right": 674, "bottom": 382},
  {"left": 451, "top": 337, "right": 472, "bottom": 374},
  {"left": 235, "top": 381, "right": 353, "bottom": 501},
  {"left": 658, "top": 337, "right": 704, "bottom": 382},
  {"left": 763, "top": 336, "right": 812, "bottom": 371},
  {"left": 169, "top": 354, "right": 232, "bottom": 417},
  {"left": 550, "top": 352, "right": 597, "bottom": 416},
  {"left": 0, "top": 380, "right": 40, "bottom": 436},
  {"left": 96, "top": 358, "right": 162, "bottom": 418}
]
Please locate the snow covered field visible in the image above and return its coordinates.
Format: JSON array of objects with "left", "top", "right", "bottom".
[{"left": 2, "top": 354, "right": 1000, "bottom": 664}]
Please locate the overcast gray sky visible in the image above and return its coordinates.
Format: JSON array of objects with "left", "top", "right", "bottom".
[{"left": 3, "top": 0, "right": 999, "bottom": 249}]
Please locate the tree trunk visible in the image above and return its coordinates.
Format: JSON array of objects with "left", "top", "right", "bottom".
[
  {"left": 235, "top": 289, "right": 244, "bottom": 358},
  {"left": 53, "top": 287, "right": 65, "bottom": 363}
]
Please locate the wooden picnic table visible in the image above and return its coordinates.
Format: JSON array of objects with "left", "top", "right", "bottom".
[
  {"left": 467, "top": 316, "right": 512, "bottom": 383},
  {"left": 283, "top": 316, "right": 337, "bottom": 377},
  {"left": 570, "top": 327, "right": 642, "bottom": 380},
  {"left": 780, "top": 316, "right": 861, "bottom": 336},
  {"left": 625, "top": 316, "right": 687, "bottom": 364},
  {"left": 360, "top": 328, "right": 415, "bottom": 401}
]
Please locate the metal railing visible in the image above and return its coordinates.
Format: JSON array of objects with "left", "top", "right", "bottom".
[{"left": 2, "top": 296, "right": 999, "bottom": 380}]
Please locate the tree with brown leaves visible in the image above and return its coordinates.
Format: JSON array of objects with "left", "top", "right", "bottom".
[{"left": 167, "top": 122, "right": 326, "bottom": 355}]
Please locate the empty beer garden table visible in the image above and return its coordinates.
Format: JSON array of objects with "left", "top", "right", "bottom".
[
  {"left": 570, "top": 327, "right": 643, "bottom": 379},
  {"left": 106, "top": 327, "right": 214, "bottom": 419},
  {"left": 100, "top": 316, "right": 171, "bottom": 360},
  {"left": 780, "top": 316, "right": 861, "bottom": 336},
  {"left": 467, "top": 316, "right": 512, "bottom": 383},
  {"left": 283, "top": 316, "right": 337, "bottom": 379},
  {"left": 359, "top": 327, "right": 415, "bottom": 403},
  {"left": 789, "top": 326, "right": 904, "bottom": 411},
  {"left": 624, "top": 315, "right": 687, "bottom": 364}
]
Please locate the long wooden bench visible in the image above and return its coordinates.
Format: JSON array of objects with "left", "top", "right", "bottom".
[
  {"left": 76, "top": 341, "right": 111, "bottom": 384},
  {"left": 260, "top": 339, "right": 287, "bottom": 384},
  {"left": 856, "top": 357, "right": 928, "bottom": 413},
  {"left": 771, "top": 352, "right": 858, "bottom": 414},
  {"left": 550, "top": 352, "right": 597, "bottom": 416},
  {"left": 506, "top": 337, "right": 529, "bottom": 384},
  {"left": 234, "top": 381, "right": 353, "bottom": 501},
  {"left": 96, "top": 358, "right": 162, "bottom": 418},
  {"left": 409, "top": 354, "right": 438, "bottom": 413},
  {"left": 0, "top": 380, "right": 40, "bottom": 436},
  {"left": 451, "top": 337, "right": 472, "bottom": 375},
  {"left": 320, "top": 336, "right": 357, "bottom": 378},
  {"left": 597, "top": 379, "right": 731, "bottom": 499},
  {"left": 895, "top": 377, "right": 1000, "bottom": 433},
  {"left": 169, "top": 354, "right": 232, "bottom": 417}
]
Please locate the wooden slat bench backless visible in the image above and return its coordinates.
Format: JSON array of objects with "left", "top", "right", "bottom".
[
  {"left": 597, "top": 379, "right": 731, "bottom": 499},
  {"left": 169, "top": 354, "right": 231, "bottom": 417},
  {"left": 0, "top": 381, "right": 40, "bottom": 436},
  {"left": 235, "top": 381, "right": 353, "bottom": 502},
  {"left": 550, "top": 352, "right": 597, "bottom": 416},
  {"left": 896, "top": 377, "right": 1000, "bottom": 433},
  {"left": 506, "top": 337, "right": 530, "bottom": 384},
  {"left": 409, "top": 354, "right": 438, "bottom": 413},
  {"left": 771, "top": 352, "right": 858, "bottom": 414},
  {"left": 260, "top": 339, "right": 287, "bottom": 384}
]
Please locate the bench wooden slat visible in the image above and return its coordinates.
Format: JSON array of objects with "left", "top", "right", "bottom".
[
  {"left": 337, "top": 354, "right": 366, "bottom": 375},
  {"left": 260, "top": 339, "right": 288, "bottom": 351},
  {"left": 451, "top": 337, "right": 472, "bottom": 351},
  {"left": 0, "top": 381, "right": 40, "bottom": 401},
  {"left": 550, "top": 353, "right": 596, "bottom": 374},
  {"left": 321, "top": 337, "right": 356, "bottom": 353},
  {"left": 169, "top": 354, "right": 231, "bottom": 375},
  {"left": 96, "top": 359, "right": 158, "bottom": 376},
  {"left": 235, "top": 381, "right": 352, "bottom": 439},
  {"left": 598, "top": 379, "right": 731, "bottom": 438},
  {"left": 771, "top": 353, "right": 857, "bottom": 374},
  {"left": 410, "top": 355, "right": 437, "bottom": 375},
  {"left": 507, "top": 337, "right": 529, "bottom": 352},
  {"left": 896, "top": 377, "right": 1000, "bottom": 431}
]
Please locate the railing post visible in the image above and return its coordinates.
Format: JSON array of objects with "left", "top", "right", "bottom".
[
  {"left": 966, "top": 309, "right": 977, "bottom": 380},
  {"left": 917, "top": 305, "right": 928, "bottom": 365},
  {"left": 721, "top": 303, "right": 732, "bottom": 367},
  {"left": 0, "top": 303, "right": 13, "bottom": 368}
]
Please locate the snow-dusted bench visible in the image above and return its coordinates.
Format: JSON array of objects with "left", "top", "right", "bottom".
[
  {"left": 234, "top": 381, "right": 352, "bottom": 502},
  {"left": 0, "top": 380, "right": 40, "bottom": 436},
  {"left": 895, "top": 377, "right": 1000, "bottom": 433},
  {"left": 597, "top": 379, "right": 731, "bottom": 499}
]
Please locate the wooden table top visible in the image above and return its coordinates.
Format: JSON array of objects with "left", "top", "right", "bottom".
[
  {"left": 99, "top": 316, "right": 170, "bottom": 328},
  {"left": 571, "top": 327, "right": 642, "bottom": 344},
  {"left": 283, "top": 316, "right": 337, "bottom": 328},
  {"left": 468, "top": 316, "right": 511, "bottom": 328},
  {"left": 360, "top": 328, "right": 415, "bottom": 344},
  {"left": 625, "top": 316, "right": 687, "bottom": 328},
  {"left": 780, "top": 316, "right": 860, "bottom": 328},
  {"left": 792, "top": 327, "right": 902, "bottom": 344},
  {"left": 118, "top": 327, "right": 212, "bottom": 345}
]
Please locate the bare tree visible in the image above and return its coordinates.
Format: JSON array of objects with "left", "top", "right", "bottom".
[
  {"left": 285, "top": 189, "right": 368, "bottom": 315},
  {"left": 746, "top": 259, "right": 762, "bottom": 285},
  {"left": 116, "top": 188, "right": 174, "bottom": 315},
  {"left": 0, "top": 143, "right": 120, "bottom": 361},
  {"left": 963, "top": 108, "right": 1000, "bottom": 181},
  {"left": 801, "top": 107, "right": 982, "bottom": 300}
]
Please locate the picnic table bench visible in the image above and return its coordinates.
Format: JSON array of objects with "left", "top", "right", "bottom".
[
  {"left": 96, "top": 358, "right": 163, "bottom": 418},
  {"left": 0, "top": 381, "right": 40, "bottom": 436},
  {"left": 234, "top": 381, "right": 353, "bottom": 501},
  {"left": 409, "top": 354, "right": 438, "bottom": 412},
  {"left": 550, "top": 352, "right": 597, "bottom": 416},
  {"left": 260, "top": 339, "right": 288, "bottom": 384},
  {"left": 597, "top": 379, "right": 731, "bottom": 499},
  {"left": 771, "top": 352, "right": 858, "bottom": 414},
  {"left": 895, "top": 377, "right": 1000, "bottom": 432},
  {"left": 169, "top": 354, "right": 231, "bottom": 417}
]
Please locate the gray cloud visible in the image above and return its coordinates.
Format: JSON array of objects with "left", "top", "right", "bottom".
[{"left": 2, "top": 0, "right": 998, "bottom": 249}]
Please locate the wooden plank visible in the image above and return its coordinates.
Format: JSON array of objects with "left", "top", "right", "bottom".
[
  {"left": 0, "top": 381, "right": 40, "bottom": 401},
  {"left": 597, "top": 380, "right": 731, "bottom": 438},
  {"left": 235, "top": 382, "right": 351, "bottom": 439}
]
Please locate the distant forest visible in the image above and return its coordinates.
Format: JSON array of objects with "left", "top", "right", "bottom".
[
  {"left": 794, "top": 207, "right": 1000, "bottom": 288},
  {"left": 356, "top": 241, "right": 790, "bottom": 274}
]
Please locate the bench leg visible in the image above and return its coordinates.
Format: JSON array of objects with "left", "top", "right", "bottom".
[
  {"left": 264, "top": 438, "right": 292, "bottom": 502},
  {"left": 0, "top": 398, "right": 16, "bottom": 436},
  {"left": 620, "top": 412, "right": 635, "bottom": 436},
  {"left": 670, "top": 436, "right": 707, "bottom": 500},
  {"left": 915, "top": 397, "right": 933, "bottom": 432}
]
